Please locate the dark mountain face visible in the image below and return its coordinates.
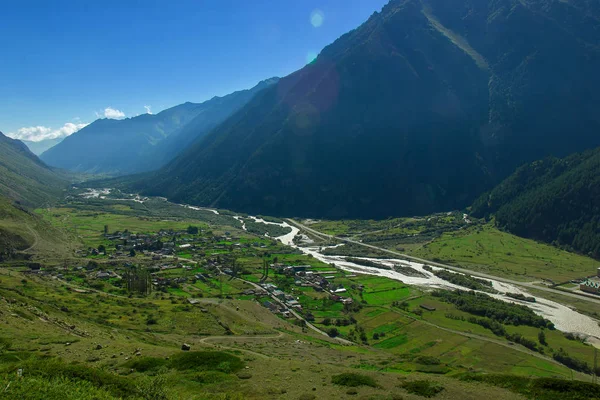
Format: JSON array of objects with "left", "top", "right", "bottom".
[
  {"left": 40, "top": 78, "right": 278, "bottom": 176},
  {"left": 472, "top": 147, "right": 600, "bottom": 258},
  {"left": 0, "top": 131, "right": 67, "bottom": 206},
  {"left": 131, "top": 0, "right": 600, "bottom": 219}
]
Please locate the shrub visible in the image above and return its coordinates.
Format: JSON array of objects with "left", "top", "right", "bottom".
[
  {"left": 168, "top": 351, "right": 244, "bottom": 373},
  {"left": 414, "top": 356, "right": 441, "bottom": 366},
  {"left": 135, "top": 375, "right": 168, "bottom": 400},
  {"left": 193, "top": 371, "right": 235, "bottom": 384},
  {"left": 327, "top": 327, "right": 339, "bottom": 337},
  {"left": 0, "top": 357, "right": 136, "bottom": 398},
  {"left": 401, "top": 380, "right": 444, "bottom": 398},
  {"left": 460, "top": 374, "right": 600, "bottom": 400},
  {"left": 331, "top": 373, "right": 378, "bottom": 388},
  {"left": 0, "top": 374, "right": 117, "bottom": 400},
  {"left": 123, "top": 357, "right": 167, "bottom": 373}
]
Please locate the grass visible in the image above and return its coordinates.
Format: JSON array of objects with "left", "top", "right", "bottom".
[
  {"left": 331, "top": 372, "right": 378, "bottom": 387},
  {"left": 36, "top": 207, "right": 210, "bottom": 248},
  {"left": 373, "top": 334, "right": 409, "bottom": 349},
  {"left": 411, "top": 224, "right": 599, "bottom": 282},
  {"left": 3, "top": 195, "right": 599, "bottom": 399},
  {"left": 401, "top": 379, "right": 444, "bottom": 398},
  {"left": 460, "top": 374, "right": 600, "bottom": 400}
]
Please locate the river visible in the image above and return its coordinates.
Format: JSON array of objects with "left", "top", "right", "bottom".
[{"left": 81, "top": 188, "right": 600, "bottom": 342}]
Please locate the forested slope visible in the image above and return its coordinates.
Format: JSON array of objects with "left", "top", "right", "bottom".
[{"left": 472, "top": 148, "right": 600, "bottom": 258}]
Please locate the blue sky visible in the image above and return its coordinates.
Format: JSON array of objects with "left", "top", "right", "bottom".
[{"left": 1, "top": 0, "right": 388, "bottom": 141}]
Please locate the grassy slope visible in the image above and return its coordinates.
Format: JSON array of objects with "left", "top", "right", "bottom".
[
  {"left": 2, "top": 202, "right": 600, "bottom": 398},
  {"left": 0, "top": 132, "right": 67, "bottom": 207},
  {"left": 307, "top": 216, "right": 599, "bottom": 283},
  {"left": 410, "top": 223, "right": 598, "bottom": 282},
  {"left": 0, "top": 269, "right": 524, "bottom": 400},
  {"left": 0, "top": 196, "right": 71, "bottom": 259}
]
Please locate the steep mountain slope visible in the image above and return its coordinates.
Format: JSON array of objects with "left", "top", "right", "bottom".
[
  {"left": 21, "top": 138, "right": 64, "bottom": 155},
  {"left": 472, "top": 148, "right": 600, "bottom": 258},
  {"left": 145, "top": 77, "right": 279, "bottom": 168},
  {"left": 133, "top": 0, "right": 600, "bottom": 219},
  {"left": 0, "top": 131, "right": 67, "bottom": 207},
  {"left": 41, "top": 79, "right": 278, "bottom": 176}
]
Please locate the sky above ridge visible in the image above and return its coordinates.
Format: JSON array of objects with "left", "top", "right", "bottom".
[{"left": 0, "top": 0, "right": 388, "bottom": 142}]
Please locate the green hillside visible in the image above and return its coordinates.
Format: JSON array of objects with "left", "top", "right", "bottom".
[
  {"left": 0, "top": 131, "right": 67, "bottom": 207},
  {"left": 0, "top": 196, "right": 71, "bottom": 261},
  {"left": 472, "top": 147, "right": 600, "bottom": 258}
]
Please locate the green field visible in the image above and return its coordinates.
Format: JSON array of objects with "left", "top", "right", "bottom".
[
  {"left": 37, "top": 207, "right": 210, "bottom": 247},
  {"left": 410, "top": 224, "right": 598, "bottom": 282}
]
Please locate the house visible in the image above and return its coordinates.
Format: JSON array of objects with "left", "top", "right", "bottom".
[
  {"left": 96, "top": 271, "right": 111, "bottom": 279},
  {"left": 580, "top": 279, "right": 600, "bottom": 295},
  {"left": 262, "top": 301, "right": 279, "bottom": 313},
  {"left": 286, "top": 300, "right": 301, "bottom": 309},
  {"left": 291, "top": 265, "right": 311, "bottom": 273}
]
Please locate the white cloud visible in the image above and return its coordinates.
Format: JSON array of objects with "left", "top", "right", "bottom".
[
  {"left": 97, "top": 107, "right": 125, "bottom": 119},
  {"left": 7, "top": 122, "right": 89, "bottom": 142},
  {"left": 144, "top": 105, "right": 152, "bottom": 114}
]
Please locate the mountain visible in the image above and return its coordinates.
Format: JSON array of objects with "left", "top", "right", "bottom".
[
  {"left": 129, "top": 0, "right": 600, "bottom": 219},
  {"left": 145, "top": 77, "right": 279, "bottom": 168},
  {"left": 41, "top": 78, "right": 278, "bottom": 176},
  {"left": 0, "top": 131, "right": 67, "bottom": 207},
  {"left": 21, "top": 138, "right": 64, "bottom": 156},
  {"left": 472, "top": 148, "right": 600, "bottom": 258}
]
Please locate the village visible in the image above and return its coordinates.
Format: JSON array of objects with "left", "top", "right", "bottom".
[{"left": 24, "top": 222, "right": 372, "bottom": 338}]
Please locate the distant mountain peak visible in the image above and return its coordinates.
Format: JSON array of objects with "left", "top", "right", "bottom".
[{"left": 40, "top": 77, "right": 279, "bottom": 175}]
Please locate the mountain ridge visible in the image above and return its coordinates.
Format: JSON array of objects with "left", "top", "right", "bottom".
[
  {"left": 41, "top": 78, "right": 278, "bottom": 175},
  {"left": 0, "top": 131, "right": 67, "bottom": 207},
  {"left": 122, "top": 0, "right": 600, "bottom": 219}
]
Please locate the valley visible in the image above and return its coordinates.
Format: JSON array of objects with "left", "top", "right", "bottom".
[
  {"left": 3, "top": 0, "right": 600, "bottom": 398},
  {"left": 3, "top": 188, "right": 600, "bottom": 399}
]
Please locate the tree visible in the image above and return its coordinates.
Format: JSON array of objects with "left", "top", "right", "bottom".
[
  {"left": 538, "top": 329, "right": 547, "bottom": 346},
  {"left": 187, "top": 225, "right": 199, "bottom": 235},
  {"left": 125, "top": 266, "right": 152, "bottom": 295},
  {"left": 129, "top": 248, "right": 137, "bottom": 257},
  {"left": 327, "top": 327, "right": 339, "bottom": 337},
  {"left": 103, "top": 225, "right": 109, "bottom": 235},
  {"left": 98, "top": 244, "right": 106, "bottom": 254}
]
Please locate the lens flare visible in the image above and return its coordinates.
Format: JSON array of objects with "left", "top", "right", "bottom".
[
  {"left": 306, "top": 52, "right": 318, "bottom": 64},
  {"left": 310, "top": 9, "right": 324, "bottom": 28}
]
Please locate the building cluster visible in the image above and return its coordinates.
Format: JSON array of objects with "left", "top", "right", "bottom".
[
  {"left": 579, "top": 267, "right": 600, "bottom": 295},
  {"left": 259, "top": 264, "right": 354, "bottom": 318}
]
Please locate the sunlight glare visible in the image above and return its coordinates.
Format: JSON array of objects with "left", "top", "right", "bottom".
[{"left": 310, "top": 9, "right": 324, "bottom": 28}]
